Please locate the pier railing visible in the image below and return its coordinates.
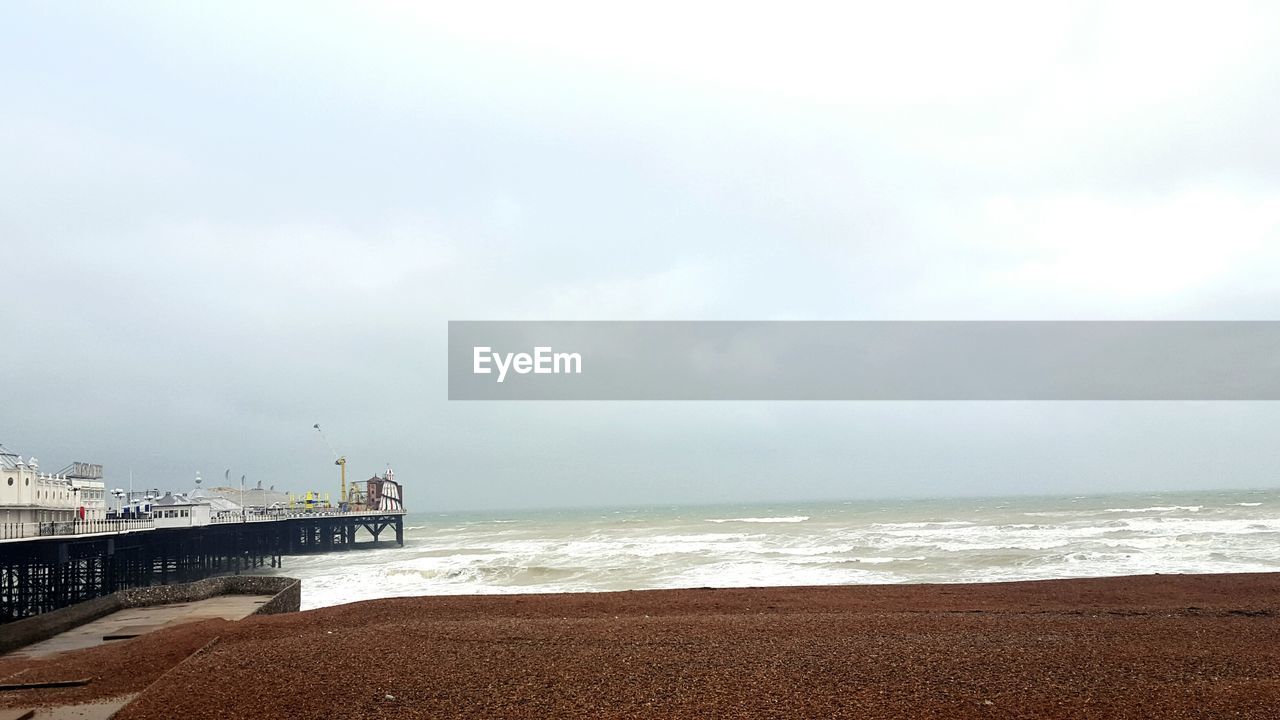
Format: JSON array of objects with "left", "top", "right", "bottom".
[
  {"left": 2, "top": 510, "right": 403, "bottom": 541},
  {"left": 1, "top": 518, "right": 155, "bottom": 540},
  {"left": 208, "top": 508, "right": 405, "bottom": 524}
]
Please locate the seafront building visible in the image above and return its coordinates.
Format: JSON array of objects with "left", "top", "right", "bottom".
[
  {"left": 4, "top": 442, "right": 400, "bottom": 531},
  {"left": 0, "top": 445, "right": 107, "bottom": 523},
  {"left": 148, "top": 492, "right": 213, "bottom": 527}
]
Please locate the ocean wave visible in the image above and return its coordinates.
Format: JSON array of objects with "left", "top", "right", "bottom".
[
  {"left": 705, "top": 516, "right": 810, "bottom": 524},
  {"left": 1103, "top": 506, "right": 1202, "bottom": 513},
  {"left": 831, "top": 556, "right": 927, "bottom": 565},
  {"left": 273, "top": 491, "right": 1280, "bottom": 610},
  {"left": 666, "top": 560, "right": 891, "bottom": 588},
  {"left": 871, "top": 520, "right": 975, "bottom": 530}
]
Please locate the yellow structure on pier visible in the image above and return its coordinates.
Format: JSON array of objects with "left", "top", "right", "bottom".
[{"left": 287, "top": 490, "right": 332, "bottom": 511}]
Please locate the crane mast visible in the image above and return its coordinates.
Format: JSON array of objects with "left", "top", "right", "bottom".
[
  {"left": 336, "top": 455, "right": 346, "bottom": 505},
  {"left": 313, "top": 423, "right": 348, "bottom": 508}
]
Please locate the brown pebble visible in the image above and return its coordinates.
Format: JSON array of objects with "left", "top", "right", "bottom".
[{"left": 2, "top": 573, "right": 1277, "bottom": 719}]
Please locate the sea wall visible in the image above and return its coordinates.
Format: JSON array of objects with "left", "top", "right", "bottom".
[
  {"left": 0, "top": 575, "right": 301, "bottom": 655},
  {"left": 116, "top": 575, "right": 299, "bottom": 612}
]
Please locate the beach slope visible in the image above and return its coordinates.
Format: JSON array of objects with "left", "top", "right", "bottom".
[{"left": 6, "top": 573, "right": 1279, "bottom": 718}]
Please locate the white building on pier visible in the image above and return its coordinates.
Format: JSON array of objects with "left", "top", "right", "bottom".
[
  {"left": 1, "top": 445, "right": 108, "bottom": 523},
  {"left": 151, "top": 492, "right": 213, "bottom": 527}
]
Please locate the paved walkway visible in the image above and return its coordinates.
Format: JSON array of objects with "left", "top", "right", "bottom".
[
  {"left": 4, "top": 595, "right": 273, "bottom": 660},
  {"left": 23, "top": 695, "right": 133, "bottom": 719}
]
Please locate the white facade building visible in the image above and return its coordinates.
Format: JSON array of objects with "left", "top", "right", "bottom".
[
  {"left": 150, "top": 492, "right": 213, "bottom": 527},
  {"left": 1, "top": 445, "right": 108, "bottom": 523}
]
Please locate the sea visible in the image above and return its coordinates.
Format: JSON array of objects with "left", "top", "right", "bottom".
[{"left": 254, "top": 489, "right": 1280, "bottom": 610}]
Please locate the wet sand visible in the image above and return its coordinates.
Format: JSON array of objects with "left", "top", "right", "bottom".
[{"left": 4, "top": 573, "right": 1279, "bottom": 718}]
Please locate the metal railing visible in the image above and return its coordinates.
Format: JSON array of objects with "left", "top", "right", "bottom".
[
  {"left": 1, "top": 518, "right": 155, "bottom": 540},
  {"left": 1, "top": 509, "right": 405, "bottom": 539},
  {"left": 0, "top": 522, "right": 32, "bottom": 540},
  {"left": 208, "top": 508, "right": 406, "bottom": 524}
]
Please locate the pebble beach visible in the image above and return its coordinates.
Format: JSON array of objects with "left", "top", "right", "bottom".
[{"left": 3, "top": 572, "right": 1278, "bottom": 718}]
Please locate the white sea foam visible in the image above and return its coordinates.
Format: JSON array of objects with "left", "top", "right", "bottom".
[
  {"left": 1103, "top": 505, "right": 1202, "bottom": 513},
  {"left": 706, "top": 516, "right": 809, "bottom": 523},
  {"left": 871, "top": 520, "right": 975, "bottom": 529},
  {"left": 253, "top": 491, "right": 1280, "bottom": 610}
]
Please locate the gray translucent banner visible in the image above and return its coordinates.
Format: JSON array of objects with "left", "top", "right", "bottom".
[{"left": 448, "top": 321, "right": 1280, "bottom": 400}]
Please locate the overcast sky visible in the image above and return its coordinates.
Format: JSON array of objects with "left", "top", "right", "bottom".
[{"left": 3, "top": 1, "right": 1280, "bottom": 510}]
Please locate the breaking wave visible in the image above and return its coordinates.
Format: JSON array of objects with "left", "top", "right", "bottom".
[
  {"left": 253, "top": 491, "right": 1280, "bottom": 610},
  {"left": 1104, "top": 506, "right": 1203, "bottom": 513},
  {"left": 706, "top": 516, "right": 810, "bottom": 524}
]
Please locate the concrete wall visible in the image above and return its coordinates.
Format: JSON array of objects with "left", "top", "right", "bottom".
[
  {"left": 0, "top": 575, "right": 301, "bottom": 655},
  {"left": 231, "top": 576, "right": 302, "bottom": 615},
  {"left": 116, "top": 575, "right": 300, "bottom": 613},
  {"left": 0, "top": 593, "right": 121, "bottom": 655}
]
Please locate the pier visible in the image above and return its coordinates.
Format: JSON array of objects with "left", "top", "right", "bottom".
[{"left": 0, "top": 510, "right": 404, "bottom": 622}]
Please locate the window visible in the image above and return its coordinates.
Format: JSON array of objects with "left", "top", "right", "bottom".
[{"left": 6, "top": 477, "right": 11, "bottom": 486}]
